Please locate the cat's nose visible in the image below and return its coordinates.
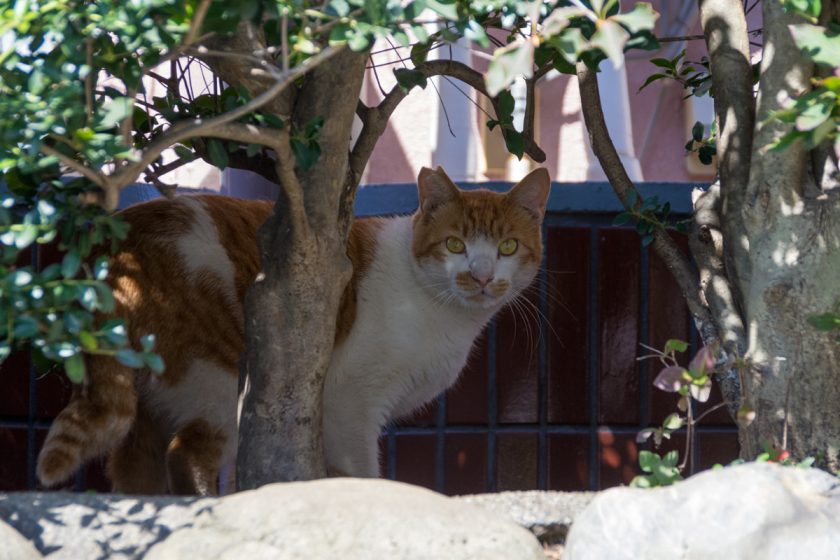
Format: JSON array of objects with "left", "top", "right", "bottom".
[
  {"left": 469, "top": 257, "right": 494, "bottom": 288},
  {"left": 471, "top": 273, "right": 493, "bottom": 288}
]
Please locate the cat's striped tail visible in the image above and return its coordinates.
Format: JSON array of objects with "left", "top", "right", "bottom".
[{"left": 36, "top": 357, "right": 137, "bottom": 487}]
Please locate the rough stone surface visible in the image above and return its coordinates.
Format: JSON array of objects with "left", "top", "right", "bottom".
[
  {"left": 457, "top": 490, "right": 595, "bottom": 544},
  {"left": 0, "top": 479, "right": 544, "bottom": 560},
  {"left": 145, "top": 479, "right": 544, "bottom": 560},
  {"left": 0, "top": 492, "right": 210, "bottom": 559},
  {"left": 564, "top": 462, "right": 840, "bottom": 560},
  {"left": 0, "top": 519, "right": 42, "bottom": 560}
]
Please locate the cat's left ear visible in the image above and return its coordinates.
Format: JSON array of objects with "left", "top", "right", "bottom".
[
  {"left": 508, "top": 168, "right": 550, "bottom": 220},
  {"left": 417, "top": 166, "right": 459, "bottom": 214}
]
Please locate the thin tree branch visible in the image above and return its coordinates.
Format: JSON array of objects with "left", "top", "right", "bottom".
[
  {"left": 576, "top": 62, "right": 716, "bottom": 342},
  {"left": 40, "top": 144, "right": 109, "bottom": 189},
  {"left": 110, "top": 45, "right": 344, "bottom": 190},
  {"left": 350, "top": 59, "right": 546, "bottom": 181}
]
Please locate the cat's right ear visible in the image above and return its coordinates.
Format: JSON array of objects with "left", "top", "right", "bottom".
[{"left": 417, "top": 167, "right": 459, "bottom": 214}]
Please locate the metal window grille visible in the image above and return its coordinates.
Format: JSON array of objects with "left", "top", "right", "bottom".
[{"left": 0, "top": 181, "right": 738, "bottom": 494}]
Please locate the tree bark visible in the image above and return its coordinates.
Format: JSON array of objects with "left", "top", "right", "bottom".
[
  {"left": 737, "top": 0, "right": 840, "bottom": 468},
  {"left": 236, "top": 48, "right": 367, "bottom": 489}
]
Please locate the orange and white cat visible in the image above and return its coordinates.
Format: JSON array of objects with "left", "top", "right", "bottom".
[{"left": 37, "top": 166, "right": 550, "bottom": 495}]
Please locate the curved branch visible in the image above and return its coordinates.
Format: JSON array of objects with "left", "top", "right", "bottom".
[
  {"left": 109, "top": 45, "right": 345, "bottom": 191},
  {"left": 577, "top": 60, "right": 743, "bottom": 417},
  {"left": 350, "top": 59, "right": 546, "bottom": 182}
]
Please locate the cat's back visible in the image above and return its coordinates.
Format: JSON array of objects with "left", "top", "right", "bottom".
[{"left": 110, "top": 195, "right": 273, "bottom": 380}]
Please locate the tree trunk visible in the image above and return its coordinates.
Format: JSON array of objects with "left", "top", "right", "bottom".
[
  {"left": 735, "top": 1, "right": 840, "bottom": 468},
  {"left": 236, "top": 49, "right": 367, "bottom": 489}
]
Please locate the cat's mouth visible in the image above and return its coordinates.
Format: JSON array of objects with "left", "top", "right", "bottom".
[{"left": 459, "top": 283, "right": 510, "bottom": 309}]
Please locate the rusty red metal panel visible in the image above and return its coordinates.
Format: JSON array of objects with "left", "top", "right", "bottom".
[
  {"left": 548, "top": 433, "right": 589, "bottom": 490},
  {"left": 496, "top": 433, "right": 538, "bottom": 491},
  {"left": 0, "top": 428, "right": 28, "bottom": 491},
  {"left": 0, "top": 351, "right": 30, "bottom": 418},
  {"left": 444, "top": 434, "right": 487, "bottom": 495},
  {"left": 394, "top": 435, "right": 436, "bottom": 490},
  {"left": 496, "top": 284, "right": 540, "bottom": 424},
  {"left": 36, "top": 371, "right": 73, "bottom": 420},
  {"left": 446, "top": 332, "right": 488, "bottom": 425},
  {"left": 598, "top": 229, "right": 640, "bottom": 424},
  {"left": 546, "top": 227, "right": 590, "bottom": 424},
  {"left": 647, "top": 232, "right": 691, "bottom": 424},
  {"left": 598, "top": 429, "right": 639, "bottom": 488},
  {"left": 697, "top": 431, "right": 740, "bottom": 470}
]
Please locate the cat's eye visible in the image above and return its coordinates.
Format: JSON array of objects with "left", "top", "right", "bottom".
[
  {"left": 498, "top": 238, "right": 518, "bottom": 256},
  {"left": 446, "top": 236, "right": 466, "bottom": 254}
]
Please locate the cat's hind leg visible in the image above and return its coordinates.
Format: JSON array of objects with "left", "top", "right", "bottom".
[
  {"left": 165, "top": 419, "right": 228, "bottom": 495},
  {"left": 107, "top": 403, "right": 168, "bottom": 494}
]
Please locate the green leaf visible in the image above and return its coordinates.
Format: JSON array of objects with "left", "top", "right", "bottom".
[
  {"left": 207, "top": 138, "right": 229, "bottom": 170},
  {"left": 61, "top": 250, "right": 81, "bottom": 279},
  {"left": 13, "top": 316, "right": 39, "bottom": 339},
  {"left": 503, "top": 129, "right": 525, "bottom": 159},
  {"left": 591, "top": 19, "right": 630, "bottom": 69},
  {"left": 611, "top": 2, "right": 659, "bottom": 33},
  {"left": 173, "top": 145, "right": 196, "bottom": 162},
  {"left": 662, "top": 449, "right": 680, "bottom": 468},
  {"left": 808, "top": 312, "right": 840, "bottom": 331},
  {"left": 692, "top": 121, "right": 705, "bottom": 142},
  {"left": 789, "top": 23, "right": 840, "bottom": 67},
  {"left": 486, "top": 41, "right": 534, "bottom": 97},
  {"left": 612, "top": 211, "right": 633, "bottom": 226},
  {"left": 630, "top": 475, "right": 654, "bottom": 488},
  {"left": 662, "top": 413, "right": 683, "bottom": 431},
  {"left": 698, "top": 145, "right": 715, "bottom": 165},
  {"left": 782, "top": 0, "right": 822, "bottom": 21},
  {"left": 394, "top": 68, "right": 428, "bottom": 92},
  {"left": 463, "top": 20, "right": 489, "bottom": 48},
  {"left": 140, "top": 333, "right": 156, "bottom": 352},
  {"left": 79, "top": 331, "right": 97, "bottom": 351},
  {"left": 795, "top": 91, "right": 835, "bottom": 131},
  {"left": 638, "top": 450, "right": 660, "bottom": 473},
  {"left": 664, "top": 339, "right": 688, "bottom": 353},
  {"left": 638, "top": 72, "right": 667, "bottom": 92},
  {"left": 425, "top": 0, "right": 459, "bottom": 21},
  {"left": 97, "top": 97, "right": 135, "bottom": 131},
  {"left": 64, "top": 353, "right": 86, "bottom": 384},
  {"left": 144, "top": 352, "right": 165, "bottom": 374},
  {"left": 116, "top": 348, "right": 145, "bottom": 368}
]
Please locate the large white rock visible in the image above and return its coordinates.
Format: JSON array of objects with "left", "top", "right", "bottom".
[
  {"left": 0, "top": 520, "right": 42, "bottom": 560},
  {"left": 565, "top": 462, "right": 840, "bottom": 559},
  {"left": 145, "top": 478, "right": 544, "bottom": 560}
]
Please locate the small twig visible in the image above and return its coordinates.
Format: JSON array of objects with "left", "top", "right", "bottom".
[
  {"left": 658, "top": 34, "right": 706, "bottom": 43},
  {"left": 85, "top": 38, "right": 94, "bottom": 123},
  {"left": 40, "top": 144, "right": 108, "bottom": 189}
]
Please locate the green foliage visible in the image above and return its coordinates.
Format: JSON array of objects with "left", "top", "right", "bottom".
[
  {"left": 638, "top": 49, "right": 713, "bottom": 97},
  {"left": 611, "top": 189, "right": 689, "bottom": 247},
  {"left": 484, "top": 1, "right": 659, "bottom": 96},
  {"left": 0, "top": 188, "right": 160, "bottom": 378},
  {"left": 768, "top": 3, "right": 840, "bottom": 152},
  {"left": 808, "top": 301, "right": 840, "bottom": 342},
  {"left": 631, "top": 450, "right": 682, "bottom": 488}
]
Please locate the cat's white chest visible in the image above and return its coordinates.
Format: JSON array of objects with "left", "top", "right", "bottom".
[{"left": 323, "top": 217, "right": 488, "bottom": 433}]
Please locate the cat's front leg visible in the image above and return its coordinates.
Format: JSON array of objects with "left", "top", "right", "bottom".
[{"left": 322, "top": 402, "right": 381, "bottom": 478}]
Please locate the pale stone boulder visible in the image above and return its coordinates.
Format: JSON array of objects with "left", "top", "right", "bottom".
[
  {"left": 145, "top": 478, "right": 544, "bottom": 560},
  {"left": 0, "top": 520, "right": 42, "bottom": 560},
  {"left": 565, "top": 462, "right": 840, "bottom": 559}
]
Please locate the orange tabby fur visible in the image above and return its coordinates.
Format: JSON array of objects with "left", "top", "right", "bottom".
[{"left": 37, "top": 166, "right": 550, "bottom": 494}]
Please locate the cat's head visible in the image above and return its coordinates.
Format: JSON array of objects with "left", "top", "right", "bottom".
[{"left": 411, "top": 166, "right": 550, "bottom": 311}]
